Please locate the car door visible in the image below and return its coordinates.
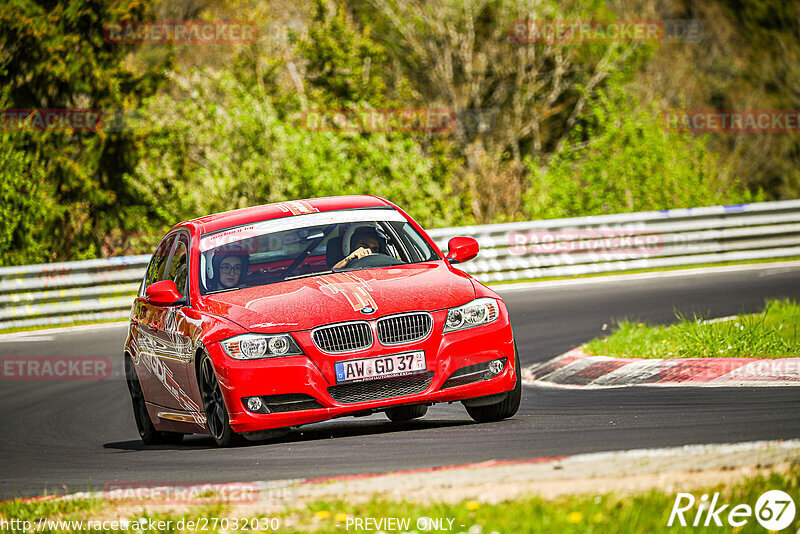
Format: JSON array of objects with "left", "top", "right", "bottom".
[
  {"left": 131, "top": 232, "right": 195, "bottom": 412},
  {"left": 159, "top": 232, "right": 204, "bottom": 417}
]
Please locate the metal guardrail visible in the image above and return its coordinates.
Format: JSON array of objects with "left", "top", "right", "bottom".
[
  {"left": 428, "top": 198, "right": 800, "bottom": 282},
  {"left": 0, "top": 256, "right": 150, "bottom": 330},
  {"left": 1, "top": 200, "right": 799, "bottom": 330}
]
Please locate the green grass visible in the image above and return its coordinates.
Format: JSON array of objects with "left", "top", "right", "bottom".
[
  {"left": 585, "top": 299, "right": 800, "bottom": 359},
  {"left": 0, "top": 495, "right": 108, "bottom": 533},
  {"left": 0, "top": 317, "right": 127, "bottom": 336},
  {"left": 3, "top": 466, "right": 797, "bottom": 532},
  {"left": 0, "top": 496, "right": 232, "bottom": 533},
  {"left": 296, "top": 466, "right": 800, "bottom": 533}
]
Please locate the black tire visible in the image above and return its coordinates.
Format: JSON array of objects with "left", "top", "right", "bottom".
[
  {"left": 125, "top": 356, "right": 184, "bottom": 445},
  {"left": 198, "top": 353, "right": 242, "bottom": 447},
  {"left": 464, "top": 348, "right": 522, "bottom": 423},
  {"left": 385, "top": 404, "right": 428, "bottom": 422}
]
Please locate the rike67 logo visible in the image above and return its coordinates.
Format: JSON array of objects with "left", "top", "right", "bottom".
[{"left": 668, "top": 490, "right": 796, "bottom": 530}]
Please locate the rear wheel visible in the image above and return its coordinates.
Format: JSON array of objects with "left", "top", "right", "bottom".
[
  {"left": 199, "top": 353, "right": 242, "bottom": 447},
  {"left": 125, "top": 356, "right": 183, "bottom": 445},
  {"left": 385, "top": 404, "right": 428, "bottom": 422},
  {"left": 464, "top": 348, "right": 522, "bottom": 423}
]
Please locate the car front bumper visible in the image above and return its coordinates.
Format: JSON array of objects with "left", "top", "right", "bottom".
[{"left": 208, "top": 308, "right": 517, "bottom": 433}]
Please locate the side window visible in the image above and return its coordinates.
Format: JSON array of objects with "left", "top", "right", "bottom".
[
  {"left": 142, "top": 235, "right": 175, "bottom": 294},
  {"left": 166, "top": 236, "right": 189, "bottom": 297},
  {"left": 389, "top": 222, "right": 437, "bottom": 262}
]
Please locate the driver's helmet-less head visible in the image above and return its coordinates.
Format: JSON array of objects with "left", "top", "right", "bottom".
[{"left": 349, "top": 226, "right": 387, "bottom": 254}]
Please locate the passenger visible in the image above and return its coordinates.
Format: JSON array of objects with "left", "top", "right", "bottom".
[{"left": 210, "top": 245, "right": 249, "bottom": 290}]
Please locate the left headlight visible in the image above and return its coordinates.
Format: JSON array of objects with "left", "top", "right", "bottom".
[
  {"left": 443, "top": 297, "right": 500, "bottom": 333},
  {"left": 220, "top": 334, "right": 303, "bottom": 360}
]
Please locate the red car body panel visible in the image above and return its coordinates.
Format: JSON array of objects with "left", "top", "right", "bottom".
[
  {"left": 200, "top": 262, "right": 475, "bottom": 332},
  {"left": 124, "top": 195, "right": 517, "bottom": 437}
]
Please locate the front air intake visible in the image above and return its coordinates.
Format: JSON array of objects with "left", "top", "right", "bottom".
[{"left": 328, "top": 372, "right": 434, "bottom": 404}]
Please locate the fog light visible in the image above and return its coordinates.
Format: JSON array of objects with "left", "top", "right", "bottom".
[
  {"left": 488, "top": 359, "right": 504, "bottom": 375},
  {"left": 247, "top": 397, "right": 263, "bottom": 412}
]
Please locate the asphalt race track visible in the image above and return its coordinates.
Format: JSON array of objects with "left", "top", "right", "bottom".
[{"left": 2, "top": 264, "right": 800, "bottom": 499}]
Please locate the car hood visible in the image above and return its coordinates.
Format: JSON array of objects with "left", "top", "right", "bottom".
[{"left": 200, "top": 262, "right": 476, "bottom": 332}]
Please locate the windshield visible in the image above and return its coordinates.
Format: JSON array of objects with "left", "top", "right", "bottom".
[{"left": 199, "top": 208, "right": 439, "bottom": 294}]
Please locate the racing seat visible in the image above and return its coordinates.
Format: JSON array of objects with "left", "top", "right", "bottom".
[{"left": 326, "top": 237, "right": 344, "bottom": 268}]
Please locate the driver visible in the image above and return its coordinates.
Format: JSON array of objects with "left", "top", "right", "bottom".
[{"left": 333, "top": 227, "right": 386, "bottom": 269}]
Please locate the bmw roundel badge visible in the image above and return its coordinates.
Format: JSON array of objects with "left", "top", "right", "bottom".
[{"left": 360, "top": 306, "right": 375, "bottom": 314}]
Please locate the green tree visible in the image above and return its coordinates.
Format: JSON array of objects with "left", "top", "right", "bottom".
[
  {"left": 132, "top": 70, "right": 465, "bottom": 230},
  {"left": 0, "top": 0, "right": 170, "bottom": 263},
  {"left": 346, "top": 0, "right": 651, "bottom": 221},
  {"left": 0, "top": 133, "right": 55, "bottom": 266},
  {"left": 297, "top": 0, "right": 398, "bottom": 107},
  {"left": 525, "top": 80, "right": 760, "bottom": 219},
  {"left": 524, "top": 77, "right": 759, "bottom": 219}
]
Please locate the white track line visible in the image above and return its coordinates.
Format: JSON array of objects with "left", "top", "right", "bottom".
[
  {"left": 492, "top": 260, "right": 800, "bottom": 292},
  {"left": 0, "top": 321, "right": 128, "bottom": 340}
]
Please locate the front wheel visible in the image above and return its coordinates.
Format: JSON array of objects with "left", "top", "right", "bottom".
[
  {"left": 125, "top": 356, "right": 183, "bottom": 445},
  {"left": 198, "top": 353, "right": 242, "bottom": 447},
  {"left": 464, "top": 348, "right": 522, "bottom": 423}
]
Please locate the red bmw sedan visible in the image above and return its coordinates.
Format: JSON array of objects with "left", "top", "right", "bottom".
[{"left": 124, "top": 196, "right": 520, "bottom": 446}]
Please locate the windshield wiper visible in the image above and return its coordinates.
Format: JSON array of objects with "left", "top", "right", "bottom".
[
  {"left": 283, "top": 270, "right": 333, "bottom": 281},
  {"left": 205, "top": 286, "right": 241, "bottom": 294}
]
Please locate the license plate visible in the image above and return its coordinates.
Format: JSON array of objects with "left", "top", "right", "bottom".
[{"left": 334, "top": 351, "right": 426, "bottom": 384}]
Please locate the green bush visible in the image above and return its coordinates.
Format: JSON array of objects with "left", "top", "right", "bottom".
[
  {"left": 131, "top": 70, "right": 466, "bottom": 232},
  {"left": 0, "top": 0, "right": 170, "bottom": 263},
  {"left": 2, "top": 0, "right": 792, "bottom": 265},
  {"left": 0, "top": 134, "right": 55, "bottom": 266},
  {"left": 524, "top": 78, "right": 761, "bottom": 220}
]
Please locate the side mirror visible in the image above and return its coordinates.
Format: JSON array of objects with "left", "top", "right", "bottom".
[
  {"left": 145, "top": 280, "right": 184, "bottom": 306},
  {"left": 446, "top": 236, "right": 479, "bottom": 264}
]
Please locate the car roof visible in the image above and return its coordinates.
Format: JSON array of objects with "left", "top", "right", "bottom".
[{"left": 173, "top": 195, "right": 394, "bottom": 234}]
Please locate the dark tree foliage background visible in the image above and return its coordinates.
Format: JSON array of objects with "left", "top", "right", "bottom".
[
  {"left": 0, "top": 0, "right": 170, "bottom": 263},
  {"left": 0, "top": 0, "right": 797, "bottom": 265}
]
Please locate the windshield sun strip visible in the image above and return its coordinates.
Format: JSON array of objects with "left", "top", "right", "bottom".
[{"left": 199, "top": 208, "right": 404, "bottom": 252}]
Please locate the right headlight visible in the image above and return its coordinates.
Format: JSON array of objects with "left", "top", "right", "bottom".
[
  {"left": 443, "top": 297, "right": 500, "bottom": 333},
  {"left": 220, "top": 333, "right": 303, "bottom": 360}
]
